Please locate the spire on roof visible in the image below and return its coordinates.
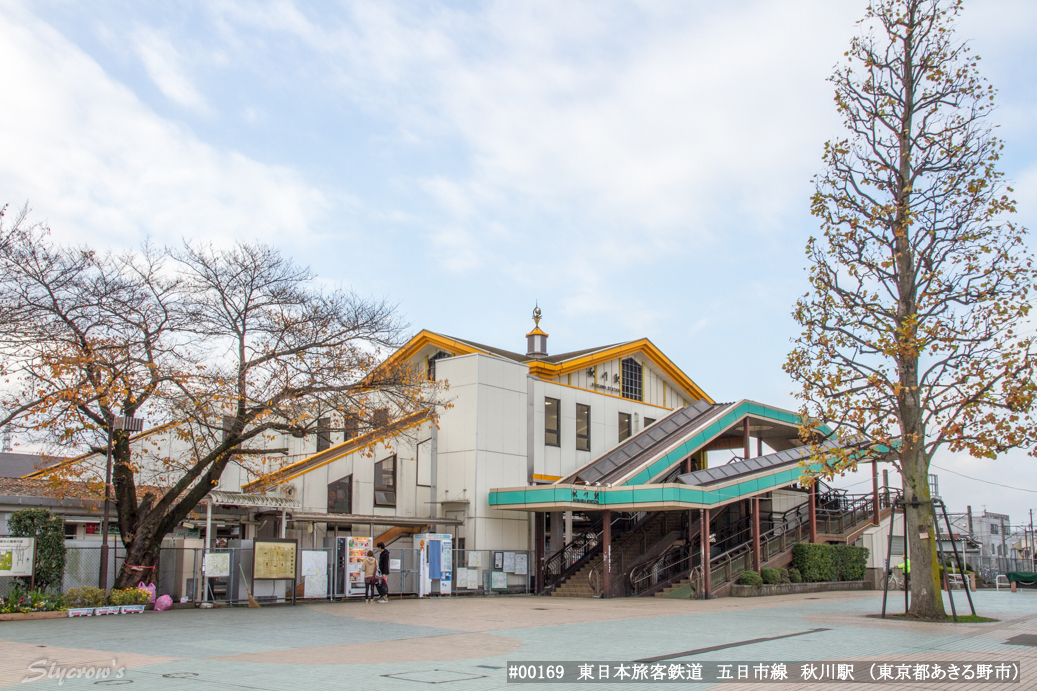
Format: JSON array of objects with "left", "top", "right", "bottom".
[{"left": 525, "top": 303, "right": 549, "bottom": 358}]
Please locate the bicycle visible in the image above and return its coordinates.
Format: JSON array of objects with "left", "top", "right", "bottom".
[{"left": 880, "top": 568, "right": 905, "bottom": 591}]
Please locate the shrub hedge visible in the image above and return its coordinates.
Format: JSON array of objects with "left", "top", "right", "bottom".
[
  {"left": 788, "top": 567, "right": 803, "bottom": 583},
  {"left": 737, "top": 570, "right": 763, "bottom": 587},
  {"left": 791, "top": 543, "right": 869, "bottom": 582},
  {"left": 761, "top": 568, "right": 782, "bottom": 585}
]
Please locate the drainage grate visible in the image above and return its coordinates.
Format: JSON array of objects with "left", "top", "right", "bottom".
[
  {"left": 383, "top": 670, "right": 488, "bottom": 684},
  {"left": 1005, "top": 634, "right": 1037, "bottom": 647}
]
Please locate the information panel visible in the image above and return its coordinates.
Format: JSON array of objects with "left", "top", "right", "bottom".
[
  {"left": 0, "top": 537, "right": 34, "bottom": 578},
  {"left": 253, "top": 540, "right": 297, "bottom": 580}
]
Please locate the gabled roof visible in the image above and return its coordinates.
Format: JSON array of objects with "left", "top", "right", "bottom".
[
  {"left": 241, "top": 408, "right": 432, "bottom": 493},
  {"left": 387, "top": 330, "right": 711, "bottom": 403},
  {"left": 0, "top": 452, "right": 65, "bottom": 479},
  {"left": 21, "top": 421, "right": 179, "bottom": 479}
]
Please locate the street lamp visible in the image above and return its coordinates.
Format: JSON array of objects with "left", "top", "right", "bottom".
[{"left": 98, "top": 415, "right": 145, "bottom": 589}]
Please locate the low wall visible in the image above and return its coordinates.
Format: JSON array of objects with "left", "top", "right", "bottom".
[{"left": 730, "top": 580, "right": 867, "bottom": 598}]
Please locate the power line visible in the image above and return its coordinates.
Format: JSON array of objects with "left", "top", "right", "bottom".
[{"left": 931, "top": 463, "right": 1037, "bottom": 494}]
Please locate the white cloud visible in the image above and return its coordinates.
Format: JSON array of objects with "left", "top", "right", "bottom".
[
  {"left": 0, "top": 5, "right": 327, "bottom": 248},
  {"left": 131, "top": 25, "right": 210, "bottom": 114}
]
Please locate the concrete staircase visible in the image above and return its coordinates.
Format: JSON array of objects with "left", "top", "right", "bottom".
[
  {"left": 550, "top": 561, "right": 600, "bottom": 598},
  {"left": 655, "top": 576, "right": 692, "bottom": 598}
]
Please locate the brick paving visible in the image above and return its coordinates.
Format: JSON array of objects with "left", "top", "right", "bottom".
[{"left": 0, "top": 590, "right": 1034, "bottom": 689}]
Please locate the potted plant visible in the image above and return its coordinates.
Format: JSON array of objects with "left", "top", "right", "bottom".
[{"left": 64, "top": 586, "right": 106, "bottom": 617}]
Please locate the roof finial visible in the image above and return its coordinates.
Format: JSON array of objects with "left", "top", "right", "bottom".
[{"left": 532, "top": 302, "right": 542, "bottom": 328}]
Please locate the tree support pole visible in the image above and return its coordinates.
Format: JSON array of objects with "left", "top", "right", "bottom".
[{"left": 939, "top": 499, "right": 976, "bottom": 617}]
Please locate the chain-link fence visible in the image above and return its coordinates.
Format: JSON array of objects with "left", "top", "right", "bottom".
[{"left": 2, "top": 542, "right": 533, "bottom": 602}]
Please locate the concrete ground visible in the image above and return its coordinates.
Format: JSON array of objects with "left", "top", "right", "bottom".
[{"left": 1, "top": 590, "right": 1036, "bottom": 689}]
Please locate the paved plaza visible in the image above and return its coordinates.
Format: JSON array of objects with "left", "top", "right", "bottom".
[{"left": 2, "top": 590, "right": 1037, "bottom": 690}]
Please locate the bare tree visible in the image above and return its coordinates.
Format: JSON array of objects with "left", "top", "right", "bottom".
[
  {"left": 785, "top": 0, "right": 1037, "bottom": 620},
  {"left": 0, "top": 220, "right": 431, "bottom": 588}
]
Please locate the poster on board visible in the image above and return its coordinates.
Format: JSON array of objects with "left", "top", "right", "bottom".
[
  {"left": 301, "top": 550, "right": 327, "bottom": 598},
  {"left": 493, "top": 552, "right": 504, "bottom": 570},
  {"left": 456, "top": 567, "right": 469, "bottom": 589},
  {"left": 203, "top": 552, "right": 230, "bottom": 578},
  {"left": 514, "top": 553, "right": 528, "bottom": 576},
  {"left": 503, "top": 552, "right": 516, "bottom": 573},
  {"left": 253, "top": 540, "right": 297, "bottom": 580},
  {"left": 0, "top": 537, "right": 34, "bottom": 578},
  {"left": 490, "top": 571, "right": 508, "bottom": 590},
  {"left": 467, "top": 552, "right": 481, "bottom": 568}
]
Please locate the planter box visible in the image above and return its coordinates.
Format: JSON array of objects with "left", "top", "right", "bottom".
[
  {"left": 731, "top": 580, "right": 867, "bottom": 598},
  {"left": 120, "top": 605, "right": 146, "bottom": 615},
  {"left": 0, "top": 610, "right": 68, "bottom": 621},
  {"left": 67, "top": 608, "right": 95, "bottom": 617},
  {"left": 93, "top": 606, "right": 121, "bottom": 616}
]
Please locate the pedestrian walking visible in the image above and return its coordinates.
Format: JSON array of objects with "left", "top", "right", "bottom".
[
  {"left": 376, "top": 542, "right": 391, "bottom": 603},
  {"left": 362, "top": 549, "right": 378, "bottom": 603}
]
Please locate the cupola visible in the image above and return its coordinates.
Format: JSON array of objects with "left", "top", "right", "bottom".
[{"left": 526, "top": 305, "right": 549, "bottom": 358}]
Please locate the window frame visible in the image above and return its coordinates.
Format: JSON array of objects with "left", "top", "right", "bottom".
[
  {"left": 544, "top": 397, "right": 561, "bottom": 447},
  {"left": 621, "top": 358, "right": 643, "bottom": 402},
  {"left": 328, "top": 474, "right": 353, "bottom": 514},
  {"left": 576, "top": 403, "right": 591, "bottom": 452},
  {"left": 374, "top": 455, "right": 397, "bottom": 507},
  {"left": 618, "top": 412, "right": 632, "bottom": 442}
]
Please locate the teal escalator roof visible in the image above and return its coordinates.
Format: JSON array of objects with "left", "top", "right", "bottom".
[
  {"left": 677, "top": 440, "right": 840, "bottom": 487},
  {"left": 562, "top": 399, "right": 731, "bottom": 486}
]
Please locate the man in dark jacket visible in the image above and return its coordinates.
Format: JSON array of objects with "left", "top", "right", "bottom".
[{"left": 376, "top": 542, "right": 390, "bottom": 602}]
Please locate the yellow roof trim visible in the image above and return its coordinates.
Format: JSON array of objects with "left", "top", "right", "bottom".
[
  {"left": 380, "top": 330, "right": 486, "bottom": 372},
  {"left": 242, "top": 409, "right": 432, "bottom": 493},
  {"left": 22, "top": 421, "right": 181, "bottom": 479},
  {"left": 529, "top": 339, "right": 712, "bottom": 404},
  {"left": 525, "top": 326, "right": 548, "bottom": 337}
]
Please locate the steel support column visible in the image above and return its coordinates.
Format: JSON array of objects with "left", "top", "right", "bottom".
[
  {"left": 602, "top": 509, "right": 612, "bottom": 599},
  {"left": 872, "top": 460, "right": 881, "bottom": 526},
  {"left": 743, "top": 418, "right": 751, "bottom": 459},
  {"left": 700, "top": 508, "right": 711, "bottom": 599},
  {"left": 752, "top": 496, "right": 761, "bottom": 571},
  {"left": 535, "top": 512, "right": 545, "bottom": 594},
  {"left": 809, "top": 483, "right": 817, "bottom": 543}
]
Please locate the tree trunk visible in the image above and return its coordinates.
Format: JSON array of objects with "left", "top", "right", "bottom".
[
  {"left": 902, "top": 455, "right": 945, "bottom": 620},
  {"left": 116, "top": 536, "right": 162, "bottom": 590}
]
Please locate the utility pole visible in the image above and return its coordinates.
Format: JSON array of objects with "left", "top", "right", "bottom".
[{"left": 999, "top": 516, "right": 1009, "bottom": 573}]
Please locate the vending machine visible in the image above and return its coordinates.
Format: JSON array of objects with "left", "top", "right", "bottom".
[
  {"left": 344, "top": 536, "right": 372, "bottom": 598},
  {"left": 414, "top": 533, "right": 452, "bottom": 597}
]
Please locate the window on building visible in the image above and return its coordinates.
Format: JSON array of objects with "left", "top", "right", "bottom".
[
  {"left": 64, "top": 523, "right": 78, "bottom": 539},
  {"left": 545, "top": 397, "right": 560, "bottom": 447},
  {"left": 316, "top": 417, "right": 331, "bottom": 452},
  {"left": 427, "top": 351, "right": 452, "bottom": 380},
  {"left": 621, "top": 358, "right": 643, "bottom": 401},
  {"left": 343, "top": 414, "right": 359, "bottom": 442},
  {"left": 374, "top": 455, "right": 396, "bottom": 507},
  {"left": 990, "top": 523, "right": 999, "bottom": 535},
  {"left": 618, "top": 412, "right": 632, "bottom": 442},
  {"left": 576, "top": 404, "right": 591, "bottom": 452},
  {"left": 645, "top": 417, "right": 656, "bottom": 427},
  {"left": 328, "top": 475, "right": 353, "bottom": 514},
  {"left": 890, "top": 536, "right": 905, "bottom": 555},
  {"left": 372, "top": 408, "right": 389, "bottom": 428}
]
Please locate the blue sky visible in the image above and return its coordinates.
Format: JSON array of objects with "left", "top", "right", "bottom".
[{"left": 2, "top": 1, "right": 1036, "bottom": 524}]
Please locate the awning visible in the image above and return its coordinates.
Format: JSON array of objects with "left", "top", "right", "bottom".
[{"left": 205, "top": 491, "right": 300, "bottom": 508}]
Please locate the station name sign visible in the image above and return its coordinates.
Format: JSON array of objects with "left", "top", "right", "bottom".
[{"left": 571, "top": 489, "right": 602, "bottom": 505}]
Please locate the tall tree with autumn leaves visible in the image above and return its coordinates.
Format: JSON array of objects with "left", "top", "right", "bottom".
[
  {"left": 0, "top": 207, "right": 431, "bottom": 588},
  {"left": 786, "top": 0, "right": 1037, "bottom": 620}
]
